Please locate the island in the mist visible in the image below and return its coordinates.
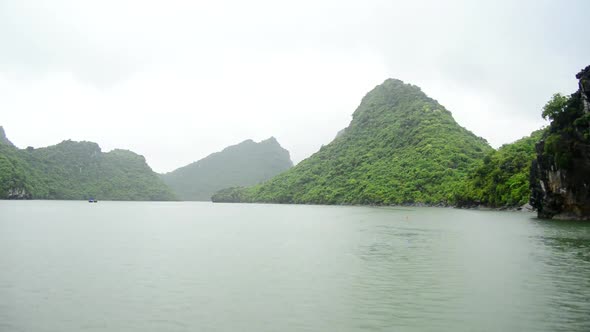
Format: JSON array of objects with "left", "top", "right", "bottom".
[
  {"left": 212, "top": 69, "right": 590, "bottom": 220},
  {"left": 0, "top": 129, "right": 175, "bottom": 201},
  {"left": 161, "top": 137, "right": 293, "bottom": 201}
]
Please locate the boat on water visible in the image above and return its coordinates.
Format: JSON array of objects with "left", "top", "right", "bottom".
[{"left": 88, "top": 198, "right": 98, "bottom": 203}]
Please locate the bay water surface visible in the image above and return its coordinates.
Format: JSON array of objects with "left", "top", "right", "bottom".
[{"left": 1, "top": 201, "right": 589, "bottom": 331}]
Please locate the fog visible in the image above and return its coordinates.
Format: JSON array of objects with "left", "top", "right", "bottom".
[{"left": 1, "top": 0, "right": 588, "bottom": 172}]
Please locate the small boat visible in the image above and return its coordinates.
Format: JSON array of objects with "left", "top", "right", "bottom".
[{"left": 88, "top": 198, "right": 98, "bottom": 203}]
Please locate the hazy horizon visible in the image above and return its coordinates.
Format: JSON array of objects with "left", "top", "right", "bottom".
[{"left": 2, "top": 0, "right": 588, "bottom": 172}]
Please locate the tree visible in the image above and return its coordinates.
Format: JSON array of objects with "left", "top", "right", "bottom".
[{"left": 542, "top": 93, "right": 570, "bottom": 121}]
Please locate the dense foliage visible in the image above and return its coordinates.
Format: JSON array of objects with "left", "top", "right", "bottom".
[
  {"left": 539, "top": 89, "right": 590, "bottom": 169},
  {"left": 213, "top": 79, "right": 493, "bottom": 205},
  {"left": 0, "top": 133, "right": 176, "bottom": 200},
  {"left": 162, "top": 137, "right": 293, "bottom": 201},
  {"left": 455, "top": 130, "right": 545, "bottom": 207},
  {"left": 541, "top": 93, "right": 570, "bottom": 121}
]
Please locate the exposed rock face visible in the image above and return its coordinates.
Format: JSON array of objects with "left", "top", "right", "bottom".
[
  {"left": 530, "top": 143, "right": 590, "bottom": 219},
  {"left": 579, "top": 65, "right": 590, "bottom": 114},
  {"left": 6, "top": 187, "right": 31, "bottom": 199},
  {"left": 530, "top": 66, "right": 590, "bottom": 220}
]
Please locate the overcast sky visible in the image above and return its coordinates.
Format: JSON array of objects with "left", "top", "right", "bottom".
[{"left": 1, "top": 0, "right": 588, "bottom": 172}]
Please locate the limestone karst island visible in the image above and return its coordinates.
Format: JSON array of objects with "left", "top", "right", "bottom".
[{"left": 1, "top": 66, "right": 589, "bottom": 220}]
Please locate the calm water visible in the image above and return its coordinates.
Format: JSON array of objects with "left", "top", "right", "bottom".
[{"left": 0, "top": 201, "right": 589, "bottom": 332}]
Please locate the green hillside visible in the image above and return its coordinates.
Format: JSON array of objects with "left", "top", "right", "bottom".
[
  {"left": 212, "top": 79, "right": 493, "bottom": 205},
  {"left": 456, "top": 129, "right": 545, "bottom": 207},
  {"left": 0, "top": 130, "right": 176, "bottom": 201},
  {"left": 162, "top": 137, "right": 293, "bottom": 201}
]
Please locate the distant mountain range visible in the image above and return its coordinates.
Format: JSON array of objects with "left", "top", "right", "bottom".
[
  {"left": 1, "top": 76, "right": 557, "bottom": 207},
  {"left": 0, "top": 127, "right": 293, "bottom": 202},
  {"left": 161, "top": 138, "right": 293, "bottom": 201}
]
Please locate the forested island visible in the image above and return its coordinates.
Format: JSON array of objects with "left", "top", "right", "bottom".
[
  {"left": 2, "top": 66, "right": 589, "bottom": 219},
  {"left": 213, "top": 66, "right": 590, "bottom": 219},
  {"left": 212, "top": 79, "right": 541, "bottom": 207},
  {"left": 0, "top": 130, "right": 294, "bottom": 202},
  {"left": 0, "top": 133, "right": 175, "bottom": 201}
]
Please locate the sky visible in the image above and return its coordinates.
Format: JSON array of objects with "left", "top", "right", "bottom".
[{"left": 1, "top": 0, "right": 588, "bottom": 173}]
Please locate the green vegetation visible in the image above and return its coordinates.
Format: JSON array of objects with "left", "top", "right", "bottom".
[
  {"left": 3, "top": 75, "right": 552, "bottom": 207},
  {"left": 539, "top": 91, "right": 589, "bottom": 169},
  {"left": 162, "top": 137, "right": 293, "bottom": 201},
  {"left": 455, "top": 130, "right": 545, "bottom": 207},
  {"left": 0, "top": 131, "right": 176, "bottom": 200},
  {"left": 542, "top": 93, "right": 570, "bottom": 121},
  {"left": 213, "top": 79, "right": 494, "bottom": 205}
]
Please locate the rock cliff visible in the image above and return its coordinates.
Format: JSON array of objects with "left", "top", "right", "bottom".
[
  {"left": 530, "top": 66, "right": 590, "bottom": 220},
  {"left": 7, "top": 187, "right": 31, "bottom": 199}
]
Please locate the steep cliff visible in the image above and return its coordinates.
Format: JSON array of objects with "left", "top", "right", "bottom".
[{"left": 530, "top": 65, "right": 590, "bottom": 220}]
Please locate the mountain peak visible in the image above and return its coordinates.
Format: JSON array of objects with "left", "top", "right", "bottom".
[
  {"left": 212, "top": 79, "right": 492, "bottom": 205},
  {"left": 162, "top": 136, "right": 293, "bottom": 200},
  {"left": 382, "top": 78, "right": 406, "bottom": 85},
  {"left": 352, "top": 78, "right": 432, "bottom": 121},
  {"left": 261, "top": 136, "right": 279, "bottom": 144}
]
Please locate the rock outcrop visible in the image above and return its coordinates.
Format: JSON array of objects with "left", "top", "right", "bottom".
[
  {"left": 7, "top": 187, "right": 32, "bottom": 199},
  {"left": 530, "top": 66, "right": 590, "bottom": 220}
]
